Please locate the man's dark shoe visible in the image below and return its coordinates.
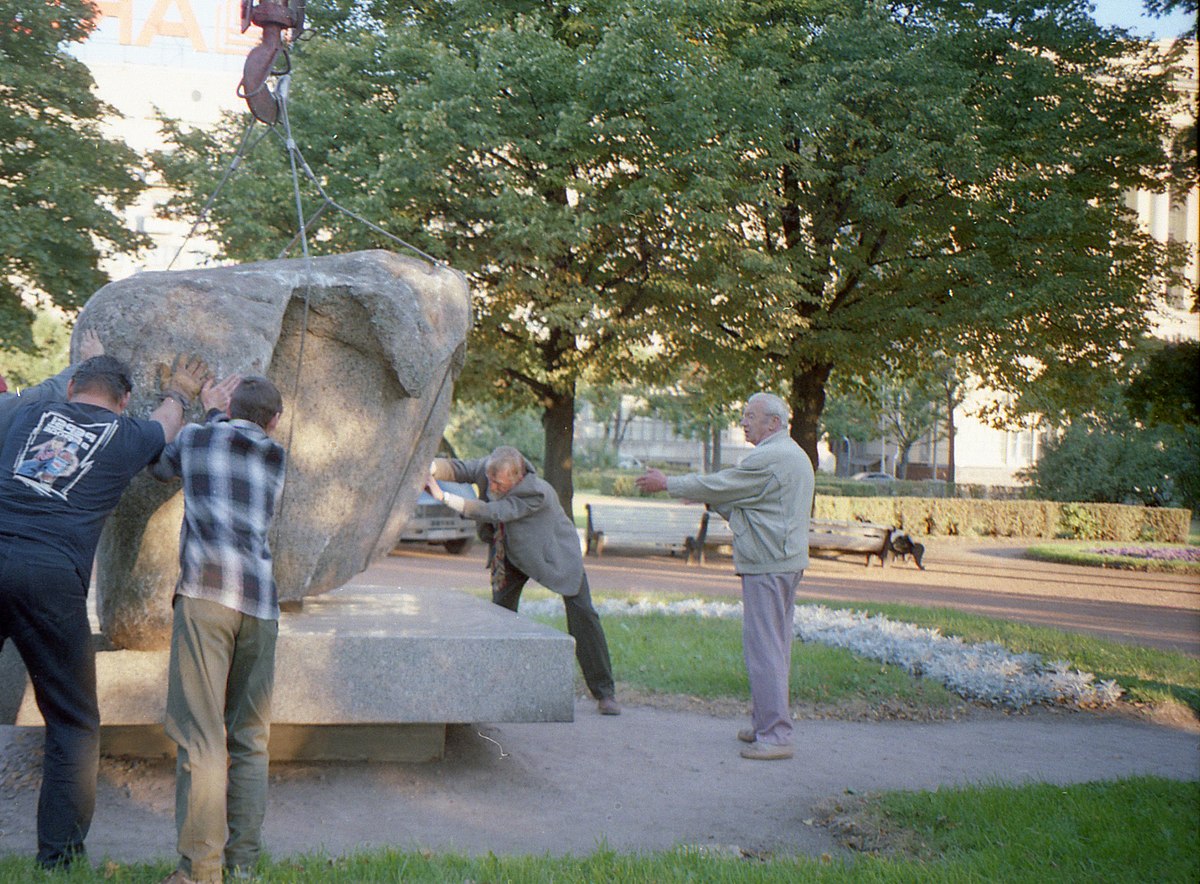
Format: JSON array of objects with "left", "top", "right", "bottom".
[{"left": 597, "top": 696, "right": 622, "bottom": 715}]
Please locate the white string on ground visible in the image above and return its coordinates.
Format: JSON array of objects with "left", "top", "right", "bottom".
[
  {"left": 518, "top": 597, "right": 1123, "bottom": 710},
  {"left": 477, "top": 731, "right": 509, "bottom": 758}
]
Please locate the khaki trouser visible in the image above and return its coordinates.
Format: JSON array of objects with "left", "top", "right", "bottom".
[{"left": 165, "top": 595, "right": 277, "bottom": 883}]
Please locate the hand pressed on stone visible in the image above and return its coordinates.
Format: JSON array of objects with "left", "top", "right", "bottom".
[
  {"left": 77, "top": 329, "right": 104, "bottom": 361},
  {"left": 201, "top": 374, "right": 242, "bottom": 414},
  {"left": 157, "top": 354, "right": 210, "bottom": 402}
]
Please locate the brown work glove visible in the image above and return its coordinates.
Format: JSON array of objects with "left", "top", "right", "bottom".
[{"left": 157, "top": 354, "right": 210, "bottom": 404}]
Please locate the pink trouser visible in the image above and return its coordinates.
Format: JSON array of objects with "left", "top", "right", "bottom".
[{"left": 740, "top": 571, "right": 803, "bottom": 745}]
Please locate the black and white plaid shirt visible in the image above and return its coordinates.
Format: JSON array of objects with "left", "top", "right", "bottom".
[{"left": 152, "top": 414, "right": 286, "bottom": 620}]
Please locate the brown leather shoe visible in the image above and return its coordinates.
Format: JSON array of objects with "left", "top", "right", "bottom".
[
  {"left": 597, "top": 696, "right": 622, "bottom": 715},
  {"left": 737, "top": 727, "right": 755, "bottom": 743}
]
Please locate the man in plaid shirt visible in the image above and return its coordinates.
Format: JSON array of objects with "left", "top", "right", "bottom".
[{"left": 151, "top": 375, "right": 286, "bottom": 884}]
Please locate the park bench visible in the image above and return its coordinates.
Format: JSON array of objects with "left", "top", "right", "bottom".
[
  {"left": 585, "top": 501, "right": 706, "bottom": 558},
  {"left": 689, "top": 508, "right": 736, "bottom": 564},
  {"left": 808, "top": 518, "right": 893, "bottom": 567},
  {"left": 691, "top": 514, "right": 893, "bottom": 567}
]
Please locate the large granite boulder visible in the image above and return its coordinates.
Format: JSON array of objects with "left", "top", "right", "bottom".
[{"left": 77, "top": 250, "right": 471, "bottom": 650}]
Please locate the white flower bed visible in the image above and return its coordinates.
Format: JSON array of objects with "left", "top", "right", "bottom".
[{"left": 520, "top": 597, "right": 1123, "bottom": 709}]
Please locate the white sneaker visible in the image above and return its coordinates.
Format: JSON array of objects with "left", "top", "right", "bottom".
[{"left": 739, "top": 741, "right": 793, "bottom": 760}]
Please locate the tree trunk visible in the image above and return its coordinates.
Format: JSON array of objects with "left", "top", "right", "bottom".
[
  {"left": 789, "top": 362, "right": 832, "bottom": 471},
  {"left": 541, "top": 388, "right": 576, "bottom": 520},
  {"left": 711, "top": 422, "right": 722, "bottom": 471},
  {"left": 946, "top": 386, "right": 957, "bottom": 487}
]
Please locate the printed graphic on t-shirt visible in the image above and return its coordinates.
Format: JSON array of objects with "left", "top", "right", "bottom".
[{"left": 10, "top": 410, "right": 117, "bottom": 499}]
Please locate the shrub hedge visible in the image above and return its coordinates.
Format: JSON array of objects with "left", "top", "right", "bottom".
[
  {"left": 816, "top": 497, "right": 1190, "bottom": 541},
  {"left": 576, "top": 470, "right": 1191, "bottom": 542}
]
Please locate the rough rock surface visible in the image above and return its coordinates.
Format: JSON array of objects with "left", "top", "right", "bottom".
[{"left": 76, "top": 250, "right": 471, "bottom": 650}]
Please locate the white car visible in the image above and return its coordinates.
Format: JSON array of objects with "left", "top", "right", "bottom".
[
  {"left": 397, "top": 480, "right": 478, "bottom": 554},
  {"left": 851, "top": 471, "right": 895, "bottom": 482}
]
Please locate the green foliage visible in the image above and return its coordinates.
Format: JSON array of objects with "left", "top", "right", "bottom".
[
  {"left": 1023, "top": 420, "right": 1199, "bottom": 510},
  {"left": 808, "top": 495, "right": 1190, "bottom": 542},
  {"left": 153, "top": 0, "right": 1184, "bottom": 505},
  {"left": 1026, "top": 541, "right": 1200, "bottom": 574},
  {"left": 668, "top": 0, "right": 1180, "bottom": 457},
  {"left": 0, "top": 310, "right": 71, "bottom": 388},
  {"left": 0, "top": 0, "right": 147, "bottom": 350},
  {"left": 154, "top": 0, "right": 746, "bottom": 505},
  {"left": 444, "top": 400, "right": 544, "bottom": 465},
  {"left": 1125, "top": 339, "right": 1200, "bottom": 429},
  {"left": 642, "top": 367, "right": 744, "bottom": 471},
  {"left": 1059, "top": 502, "right": 1101, "bottom": 540},
  {"left": 1, "top": 776, "right": 1195, "bottom": 880}
]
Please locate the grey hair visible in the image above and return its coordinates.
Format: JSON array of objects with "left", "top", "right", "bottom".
[
  {"left": 486, "top": 445, "right": 528, "bottom": 479},
  {"left": 747, "top": 392, "right": 790, "bottom": 428}
]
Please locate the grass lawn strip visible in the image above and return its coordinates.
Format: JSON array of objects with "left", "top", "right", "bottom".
[
  {"left": 820, "top": 776, "right": 1200, "bottom": 881},
  {"left": 1026, "top": 541, "right": 1200, "bottom": 573},
  {"left": 1, "top": 777, "right": 1196, "bottom": 881},
  {"left": 524, "top": 598, "right": 1122, "bottom": 709}
]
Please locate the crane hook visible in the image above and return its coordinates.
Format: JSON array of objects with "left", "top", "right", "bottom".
[{"left": 238, "top": 1, "right": 306, "bottom": 124}]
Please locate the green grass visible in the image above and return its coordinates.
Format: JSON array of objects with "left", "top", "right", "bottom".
[
  {"left": 858, "top": 776, "right": 1200, "bottom": 882},
  {"left": 1026, "top": 541, "right": 1200, "bottom": 574},
  {"left": 2, "top": 777, "right": 1195, "bottom": 880},
  {"left": 534, "top": 607, "right": 961, "bottom": 712},
  {"left": 519, "top": 591, "right": 1200, "bottom": 717}
]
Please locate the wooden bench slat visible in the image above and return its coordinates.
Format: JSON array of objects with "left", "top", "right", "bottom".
[
  {"left": 588, "top": 505, "right": 896, "bottom": 568},
  {"left": 585, "top": 502, "right": 706, "bottom": 557}
]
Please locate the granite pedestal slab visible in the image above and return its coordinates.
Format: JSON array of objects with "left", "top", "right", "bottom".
[{"left": 0, "top": 586, "right": 575, "bottom": 762}]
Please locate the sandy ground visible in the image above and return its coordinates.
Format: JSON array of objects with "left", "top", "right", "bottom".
[{"left": 2, "top": 539, "right": 1198, "bottom": 865}]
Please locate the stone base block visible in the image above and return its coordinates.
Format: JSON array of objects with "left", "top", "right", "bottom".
[{"left": 0, "top": 586, "right": 575, "bottom": 761}]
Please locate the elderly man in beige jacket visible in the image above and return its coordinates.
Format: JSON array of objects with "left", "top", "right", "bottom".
[{"left": 637, "top": 393, "right": 814, "bottom": 759}]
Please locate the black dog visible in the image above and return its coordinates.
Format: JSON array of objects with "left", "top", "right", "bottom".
[{"left": 888, "top": 533, "right": 925, "bottom": 570}]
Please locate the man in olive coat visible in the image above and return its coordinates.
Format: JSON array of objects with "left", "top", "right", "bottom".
[{"left": 428, "top": 446, "right": 620, "bottom": 715}]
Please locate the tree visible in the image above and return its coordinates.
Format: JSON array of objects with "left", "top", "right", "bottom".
[
  {"left": 823, "top": 366, "right": 947, "bottom": 479},
  {"left": 645, "top": 368, "right": 742, "bottom": 472},
  {"left": 577, "top": 381, "right": 647, "bottom": 467},
  {"left": 0, "top": 310, "right": 71, "bottom": 389},
  {"left": 155, "top": 0, "right": 743, "bottom": 517},
  {"left": 444, "top": 401, "right": 545, "bottom": 465},
  {"left": 0, "top": 0, "right": 146, "bottom": 351},
  {"left": 1125, "top": 339, "right": 1200, "bottom": 429},
  {"left": 667, "top": 0, "right": 1181, "bottom": 467}
]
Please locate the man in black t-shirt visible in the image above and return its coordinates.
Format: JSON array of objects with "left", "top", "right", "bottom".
[{"left": 0, "top": 354, "right": 207, "bottom": 870}]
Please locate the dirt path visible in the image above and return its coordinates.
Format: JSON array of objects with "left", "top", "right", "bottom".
[{"left": 2, "top": 700, "right": 1198, "bottom": 864}]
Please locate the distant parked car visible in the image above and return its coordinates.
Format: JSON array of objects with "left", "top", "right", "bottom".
[
  {"left": 618, "top": 455, "right": 644, "bottom": 469},
  {"left": 851, "top": 471, "right": 895, "bottom": 482},
  {"left": 397, "top": 480, "right": 478, "bottom": 554}
]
